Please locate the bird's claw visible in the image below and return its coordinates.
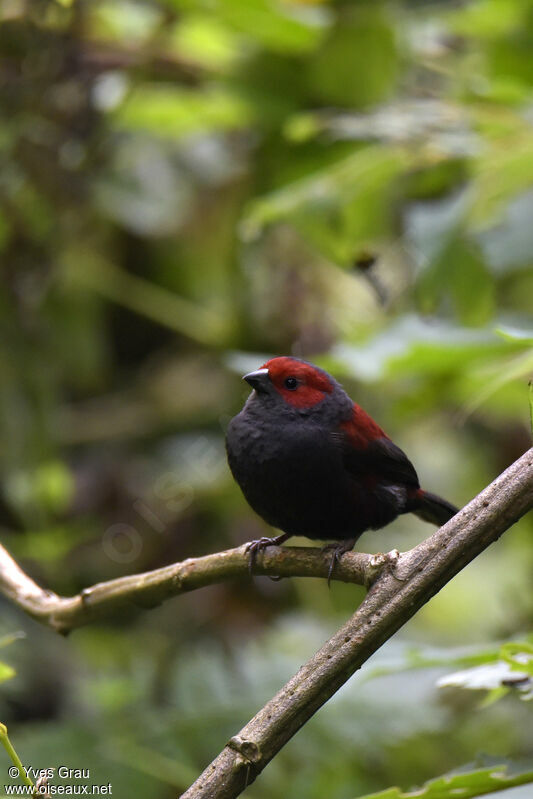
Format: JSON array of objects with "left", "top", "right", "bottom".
[
  {"left": 245, "top": 535, "right": 288, "bottom": 575},
  {"left": 321, "top": 538, "right": 357, "bottom": 587}
]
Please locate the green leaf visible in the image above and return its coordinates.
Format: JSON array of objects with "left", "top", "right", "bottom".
[
  {"left": 447, "top": 0, "right": 524, "bottom": 38},
  {"left": 354, "top": 763, "right": 533, "bottom": 799},
  {"left": 213, "top": 0, "right": 325, "bottom": 54},
  {"left": 417, "top": 237, "right": 495, "bottom": 326},
  {"left": 333, "top": 316, "right": 510, "bottom": 382},
  {"left": 495, "top": 324, "right": 533, "bottom": 343},
  {"left": 33, "top": 460, "right": 75, "bottom": 515},
  {"left": 470, "top": 134, "right": 533, "bottom": 227},
  {"left": 241, "top": 145, "right": 408, "bottom": 262},
  {"left": 116, "top": 85, "right": 254, "bottom": 136},
  {"left": 368, "top": 638, "right": 533, "bottom": 705},
  {"left": 92, "top": 1, "right": 163, "bottom": 43},
  {"left": 170, "top": 14, "right": 243, "bottom": 71},
  {"left": 309, "top": 7, "right": 398, "bottom": 107},
  {"left": 0, "top": 662, "right": 15, "bottom": 684},
  {"left": 163, "top": 0, "right": 325, "bottom": 52},
  {"left": 437, "top": 662, "right": 528, "bottom": 692},
  {"left": 464, "top": 347, "right": 533, "bottom": 415},
  {"left": 366, "top": 637, "right": 533, "bottom": 681},
  {"left": 500, "top": 641, "right": 533, "bottom": 677}
]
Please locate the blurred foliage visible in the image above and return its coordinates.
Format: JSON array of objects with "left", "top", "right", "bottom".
[
  {"left": 0, "top": 0, "right": 532, "bottom": 797},
  {"left": 437, "top": 640, "right": 533, "bottom": 705},
  {"left": 367, "top": 635, "right": 533, "bottom": 705}
]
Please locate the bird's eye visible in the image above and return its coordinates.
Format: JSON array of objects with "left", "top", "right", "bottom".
[{"left": 284, "top": 376, "right": 299, "bottom": 390}]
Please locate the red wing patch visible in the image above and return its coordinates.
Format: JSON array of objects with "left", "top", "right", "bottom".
[{"left": 340, "top": 405, "right": 387, "bottom": 449}]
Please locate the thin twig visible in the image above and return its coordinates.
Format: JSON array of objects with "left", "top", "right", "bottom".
[
  {"left": 0, "top": 542, "right": 373, "bottom": 635},
  {"left": 180, "top": 447, "right": 533, "bottom": 799}
]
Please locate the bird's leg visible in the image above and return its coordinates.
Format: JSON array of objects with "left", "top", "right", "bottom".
[
  {"left": 321, "top": 538, "right": 358, "bottom": 587},
  {"left": 245, "top": 532, "right": 291, "bottom": 574}
]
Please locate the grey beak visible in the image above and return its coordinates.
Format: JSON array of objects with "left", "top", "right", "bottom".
[{"left": 243, "top": 368, "right": 270, "bottom": 392}]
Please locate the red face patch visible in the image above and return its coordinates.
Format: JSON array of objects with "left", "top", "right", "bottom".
[{"left": 262, "top": 357, "right": 333, "bottom": 409}]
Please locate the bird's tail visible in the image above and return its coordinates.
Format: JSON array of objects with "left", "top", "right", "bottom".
[{"left": 413, "top": 490, "right": 459, "bottom": 526}]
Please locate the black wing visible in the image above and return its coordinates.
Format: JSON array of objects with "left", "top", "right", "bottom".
[{"left": 332, "top": 431, "right": 420, "bottom": 488}]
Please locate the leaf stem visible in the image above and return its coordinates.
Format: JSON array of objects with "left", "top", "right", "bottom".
[{"left": 0, "top": 722, "right": 34, "bottom": 790}]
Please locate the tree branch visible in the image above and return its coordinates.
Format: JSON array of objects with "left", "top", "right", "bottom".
[
  {"left": 179, "top": 447, "right": 533, "bottom": 799},
  {"left": 0, "top": 541, "right": 373, "bottom": 635}
]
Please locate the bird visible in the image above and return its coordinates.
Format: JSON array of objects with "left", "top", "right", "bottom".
[{"left": 226, "top": 356, "right": 458, "bottom": 579}]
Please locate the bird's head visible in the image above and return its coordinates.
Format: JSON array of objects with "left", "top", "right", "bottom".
[{"left": 243, "top": 357, "right": 340, "bottom": 411}]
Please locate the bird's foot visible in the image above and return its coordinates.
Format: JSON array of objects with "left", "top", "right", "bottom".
[
  {"left": 321, "top": 538, "right": 357, "bottom": 587},
  {"left": 245, "top": 533, "right": 290, "bottom": 575}
]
